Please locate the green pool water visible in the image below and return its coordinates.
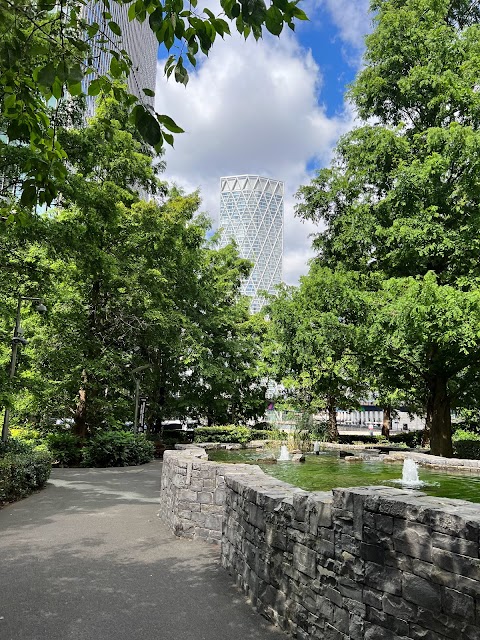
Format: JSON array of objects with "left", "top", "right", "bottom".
[{"left": 208, "top": 449, "right": 480, "bottom": 504}]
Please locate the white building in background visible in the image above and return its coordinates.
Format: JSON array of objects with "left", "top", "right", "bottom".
[
  {"left": 82, "top": 2, "right": 158, "bottom": 117},
  {"left": 219, "top": 175, "right": 284, "bottom": 313}
]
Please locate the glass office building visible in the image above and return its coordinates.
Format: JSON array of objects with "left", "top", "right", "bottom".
[
  {"left": 82, "top": 2, "right": 158, "bottom": 117},
  {"left": 220, "top": 175, "right": 284, "bottom": 313}
]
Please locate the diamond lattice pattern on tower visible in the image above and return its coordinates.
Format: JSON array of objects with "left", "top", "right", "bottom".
[{"left": 220, "top": 175, "right": 284, "bottom": 312}]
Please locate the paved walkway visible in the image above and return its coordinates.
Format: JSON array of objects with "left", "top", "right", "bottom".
[{"left": 0, "top": 462, "right": 287, "bottom": 640}]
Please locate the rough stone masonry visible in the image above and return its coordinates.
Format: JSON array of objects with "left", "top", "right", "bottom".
[{"left": 159, "top": 448, "right": 480, "bottom": 639}]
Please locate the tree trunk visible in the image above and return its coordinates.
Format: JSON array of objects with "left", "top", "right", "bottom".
[
  {"left": 382, "top": 405, "right": 392, "bottom": 439},
  {"left": 422, "top": 395, "right": 433, "bottom": 448},
  {"left": 327, "top": 395, "right": 338, "bottom": 442},
  {"left": 429, "top": 376, "right": 453, "bottom": 457},
  {"left": 73, "top": 369, "right": 88, "bottom": 438}
]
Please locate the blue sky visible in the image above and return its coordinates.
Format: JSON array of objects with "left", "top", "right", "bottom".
[{"left": 154, "top": 0, "right": 372, "bottom": 283}]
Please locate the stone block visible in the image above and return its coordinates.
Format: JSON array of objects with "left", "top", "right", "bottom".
[
  {"left": 177, "top": 489, "right": 198, "bottom": 502},
  {"left": 323, "top": 622, "right": 348, "bottom": 640},
  {"left": 366, "top": 606, "right": 409, "bottom": 636},
  {"left": 344, "top": 597, "right": 366, "bottom": 618},
  {"left": 394, "top": 520, "right": 432, "bottom": 561},
  {"left": 364, "top": 622, "right": 409, "bottom": 640},
  {"left": 365, "top": 564, "right": 402, "bottom": 595},
  {"left": 363, "top": 586, "right": 383, "bottom": 609},
  {"left": 442, "top": 586, "right": 475, "bottom": 621},
  {"left": 293, "top": 543, "right": 316, "bottom": 578},
  {"left": 433, "top": 548, "right": 480, "bottom": 581},
  {"left": 197, "top": 491, "right": 213, "bottom": 504},
  {"left": 384, "top": 549, "right": 414, "bottom": 572},
  {"left": 337, "top": 577, "right": 363, "bottom": 602},
  {"left": 316, "top": 538, "right": 335, "bottom": 558},
  {"left": 325, "top": 586, "right": 343, "bottom": 608},
  {"left": 432, "top": 532, "right": 478, "bottom": 558},
  {"left": 349, "top": 614, "right": 364, "bottom": 640},
  {"left": 293, "top": 492, "right": 309, "bottom": 522},
  {"left": 402, "top": 572, "right": 441, "bottom": 612},
  {"left": 409, "top": 623, "right": 449, "bottom": 640},
  {"left": 428, "top": 509, "right": 479, "bottom": 540},
  {"left": 382, "top": 593, "right": 418, "bottom": 621},
  {"left": 336, "top": 534, "right": 360, "bottom": 557},
  {"left": 416, "top": 606, "right": 469, "bottom": 639},
  {"left": 361, "top": 542, "right": 385, "bottom": 565},
  {"left": 332, "top": 489, "right": 355, "bottom": 512}
]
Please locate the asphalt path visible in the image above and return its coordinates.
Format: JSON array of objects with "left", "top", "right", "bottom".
[{"left": 0, "top": 461, "right": 287, "bottom": 640}]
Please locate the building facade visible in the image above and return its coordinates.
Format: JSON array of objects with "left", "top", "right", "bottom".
[
  {"left": 82, "top": 2, "right": 158, "bottom": 117},
  {"left": 219, "top": 175, "right": 284, "bottom": 313}
]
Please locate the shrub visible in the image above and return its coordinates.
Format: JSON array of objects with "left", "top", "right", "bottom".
[
  {"left": 194, "top": 426, "right": 252, "bottom": 444},
  {"left": 45, "top": 433, "right": 84, "bottom": 467},
  {"left": 250, "top": 428, "right": 284, "bottom": 441},
  {"left": 388, "top": 431, "right": 423, "bottom": 448},
  {"left": 338, "top": 431, "right": 423, "bottom": 448},
  {"left": 452, "top": 429, "right": 480, "bottom": 460},
  {"left": 0, "top": 440, "right": 52, "bottom": 505},
  {"left": 81, "top": 432, "right": 155, "bottom": 467},
  {"left": 157, "top": 429, "right": 194, "bottom": 444},
  {"left": 0, "top": 437, "right": 33, "bottom": 456}
]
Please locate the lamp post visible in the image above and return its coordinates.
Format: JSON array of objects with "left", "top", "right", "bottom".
[
  {"left": 2, "top": 296, "right": 47, "bottom": 442},
  {"left": 131, "top": 365, "right": 150, "bottom": 433}
]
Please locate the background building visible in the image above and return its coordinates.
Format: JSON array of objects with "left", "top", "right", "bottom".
[
  {"left": 82, "top": 2, "right": 158, "bottom": 117},
  {"left": 219, "top": 175, "right": 284, "bottom": 313}
]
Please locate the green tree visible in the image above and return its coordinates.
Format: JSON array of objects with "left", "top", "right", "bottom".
[
  {"left": 183, "top": 243, "right": 267, "bottom": 425},
  {"left": 1, "top": 98, "right": 267, "bottom": 435},
  {"left": 296, "top": 0, "right": 480, "bottom": 456},
  {"left": 267, "top": 266, "right": 367, "bottom": 441}
]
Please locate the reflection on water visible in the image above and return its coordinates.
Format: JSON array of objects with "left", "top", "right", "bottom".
[{"left": 208, "top": 449, "right": 480, "bottom": 504}]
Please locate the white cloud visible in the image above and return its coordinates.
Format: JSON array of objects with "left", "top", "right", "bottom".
[
  {"left": 320, "top": 0, "right": 372, "bottom": 51},
  {"left": 155, "top": 27, "right": 357, "bottom": 285}
]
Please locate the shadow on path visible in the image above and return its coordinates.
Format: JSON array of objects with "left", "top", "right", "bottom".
[{"left": 0, "top": 462, "right": 286, "bottom": 640}]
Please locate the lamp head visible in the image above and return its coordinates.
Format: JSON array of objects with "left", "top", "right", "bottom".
[{"left": 35, "top": 303, "right": 47, "bottom": 314}]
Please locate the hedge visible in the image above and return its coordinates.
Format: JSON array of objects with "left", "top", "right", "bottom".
[
  {"left": 453, "top": 429, "right": 480, "bottom": 460},
  {"left": 194, "top": 426, "right": 252, "bottom": 444},
  {"left": 81, "top": 432, "right": 155, "bottom": 467},
  {"left": 46, "top": 432, "right": 84, "bottom": 466},
  {"left": 338, "top": 431, "right": 423, "bottom": 447},
  {"left": 0, "top": 446, "right": 52, "bottom": 505},
  {"left": 194, "top": 425, "right": 284, "bottom": 444}
]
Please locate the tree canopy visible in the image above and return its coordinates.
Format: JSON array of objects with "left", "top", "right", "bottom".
[
  {"left": 0, "top": 0, "right": 308, "bottom": 211},
  {"left": 0, "top": 98, "right": 267, "bottom": 437},
  {"left": 294, "top": 0, "right": 480, "bottom": 456}
]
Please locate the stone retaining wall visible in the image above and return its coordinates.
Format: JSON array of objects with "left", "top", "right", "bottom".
[{"left": 159, "top": 448, "right": 480, "bottom": 639}]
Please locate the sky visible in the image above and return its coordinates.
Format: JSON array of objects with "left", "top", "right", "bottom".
[{"left": 154, "top": 0, "right": 373, "bottom": 285}]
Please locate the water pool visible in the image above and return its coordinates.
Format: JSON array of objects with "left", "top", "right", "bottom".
[{"left": 208, "top": 449, "right": 480, "bottom": 504}]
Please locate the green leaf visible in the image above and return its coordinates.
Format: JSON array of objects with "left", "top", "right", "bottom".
[
  {"left": 68, "top": 64, "right": 83, "bottom": 85},
  {"left": 52, "top": 78, "right": 63, "bottom": 100},
  {"left": 265, "top": 6, "right": 283, "bottom": 35},
  {"left": 37, "top": 63, "right": 56, "bottom": 87},
  {"left": 20, "top": 183, "right": 37, "bottom": 207},
  {"left": 68, "top": 82, "right": 83, "bottom": 96},
  {"left": 158, "top": 114, "right": 184, "bottom": 133},
  {"left": 56, "top": 61, "right": 69, "bottom": 82},
  {"left": 86, "top": 22, "right": 100, "bottom": 38},
  {"left": 132, "top": 105, "right": 162, "bottom": 146},
  {"left": 163, "top": 131, "right": 174, "bottom": 147},
  {"left": 110, "top": 56, "right": 122, "bottom": 78},
  {"left": 149, "top": 7, "right": 163, "bottom": 31},
  {"left": 88, "top": 78, "right": 103, "bottom": 96},
  {"left": 128, "top": 3, "right": 137, "bottom": 20},
  {"left": 143, "top": 88, "right": 155, "bottom": 97},
  {"left": 108, "top": 21, "right": 122, "bottom": 36}
]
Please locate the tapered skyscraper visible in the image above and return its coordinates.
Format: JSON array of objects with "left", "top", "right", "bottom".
[{"left": 220, "top": 175, "right": 284, "bottom": 313}]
